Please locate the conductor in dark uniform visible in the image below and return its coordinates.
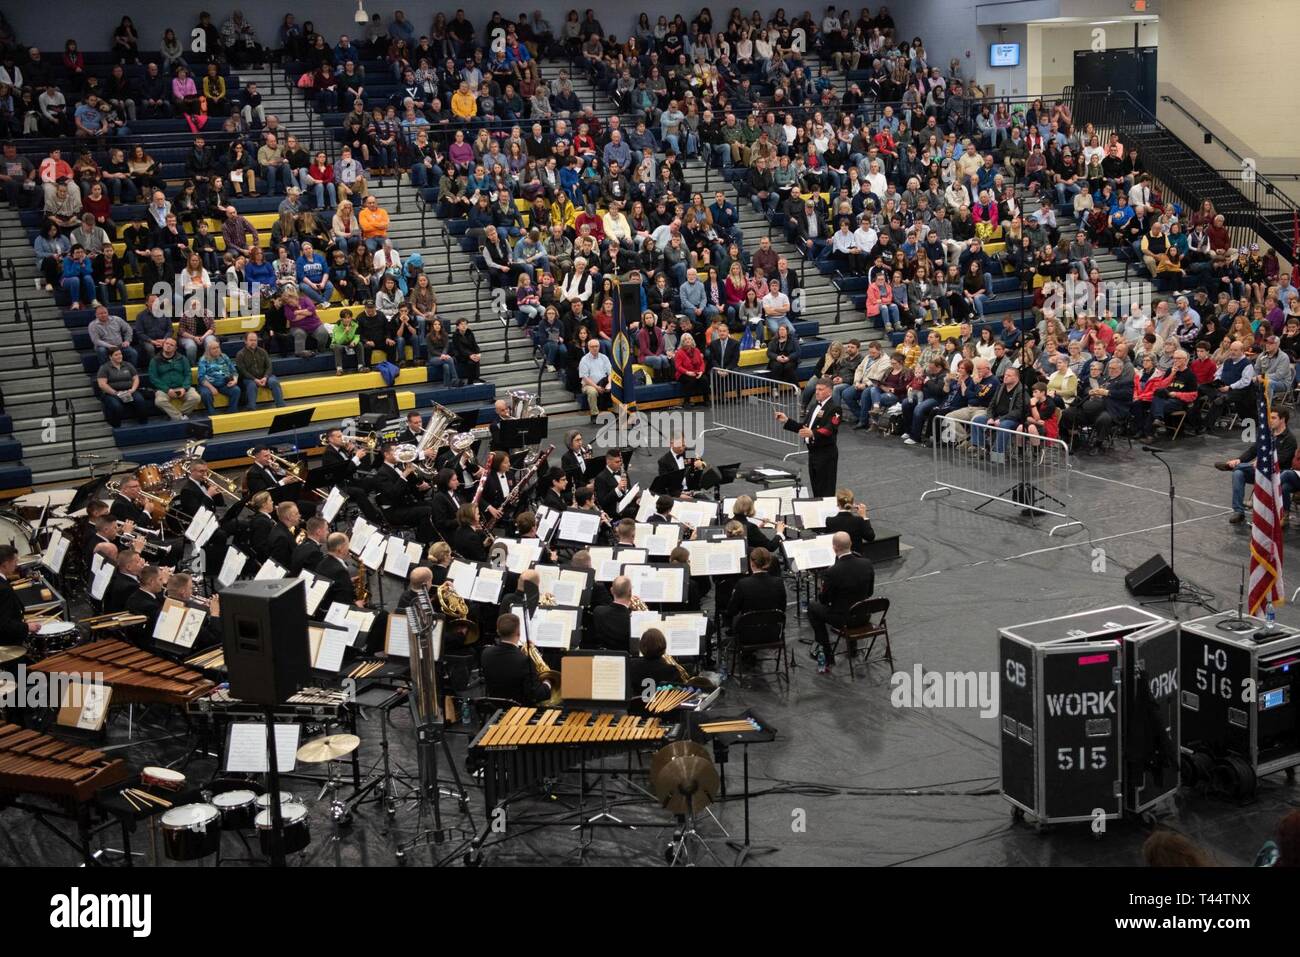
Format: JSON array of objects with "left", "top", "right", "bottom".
[
  {"left": 807, "top": 532, "right": 875, "bottom": 672},
  {"left": 481, "top": 612, "right": 552, "bottom": 703},
  {"left": 776, "top": 377, "right": 841, "bottom": 497},
  {"left": 823, "top": 489, "right": 875, "bottom": 554}
]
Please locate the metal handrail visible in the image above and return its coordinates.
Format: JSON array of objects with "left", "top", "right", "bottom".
[
  {"left": 1159, "top": 95, "right": 1246, "bottom": 165},
  {"left": 25, "top": 302, "right": 37, "bottom": 371},
  {"left": 5, "top": 259, "right": 15, "bottom": 326},
  {"left": 64, "top": 397, "right": 80, "bottom": 469},
  {"left": 441, "top": 225, "right": 453, "bottom": 283},
  {"left": 44, "top": 346, "right": 56, "bottom": 416}
]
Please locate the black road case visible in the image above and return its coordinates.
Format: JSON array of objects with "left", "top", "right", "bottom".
[
  {"left": 998, "top": 605, "right": 1178, "bottom": 826},
  {"left": 1180, "top": 612, "right": 1300, "bottom": 796}
]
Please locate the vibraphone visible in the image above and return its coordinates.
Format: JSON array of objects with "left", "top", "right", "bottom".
[
  {"left": 0, "top": 721, "right": 135, "bottom": 865},
  {"left": 185, "top": 686, "right": 353, "bottom": 723},
  {"left": 30, "top": 639, "right": 214, "bottom": 706},
  {"left": 469, "top": 707, "right": 678, "bottom": 809}
]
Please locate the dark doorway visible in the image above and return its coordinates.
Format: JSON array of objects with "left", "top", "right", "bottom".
[{"left": 1073, "top": 46, "right": 1157, "bottom": 113}]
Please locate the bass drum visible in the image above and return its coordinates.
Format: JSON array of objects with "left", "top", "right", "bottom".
[
  {"left": 160, "top": 803, "right": 221, "bottom": 861},
  {"left": 0, "top": 511, "right": 35, "bottom": 560},
  {"left": 256, "top": 802, "right": 311, "bottom": 855}
]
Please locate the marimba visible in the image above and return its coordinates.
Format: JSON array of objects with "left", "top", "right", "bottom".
[{"left": 30, "top": 639, "right": 214, "bottom": 706}]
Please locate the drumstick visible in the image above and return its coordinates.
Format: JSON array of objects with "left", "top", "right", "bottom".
[{"left": 120, "top": 789, "right": 143, "bottom": 812}]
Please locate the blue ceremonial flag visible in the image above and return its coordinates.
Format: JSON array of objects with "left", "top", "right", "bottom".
[{"left": 609, "top": 278, "right": 638, "bottom": 413}]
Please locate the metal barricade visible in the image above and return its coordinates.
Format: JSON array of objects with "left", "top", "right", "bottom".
[
  {"left": 701, "top": 368, "right": 806, "bottom": 459},
  {"left": 920, "top": 414, "right": 1081, "bottom": 535}
]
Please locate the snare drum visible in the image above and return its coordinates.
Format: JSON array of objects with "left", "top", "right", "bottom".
[
  {"left": 211, "top": 789, "right": 258, "bottom": 830},
  {"left": 254, "top": 791, "right": 299, "bottom": 812},
  {"left": 135, "top": 465, "right": 167, "bottom": 493},
  {"left": 141, "top": 766, "right": 186, "bottom": 792},
  {"left": 256, "top": 802, "right": 311, "bottom": 855},
  {"left": 24, "top": 621, "right": 80, "bottom": 660},
  {"left": 160, "top": 458, "right": 189, "bottom": 482},
  {"left": 160, "top": 803, "right": 221, "bottom": 861}
]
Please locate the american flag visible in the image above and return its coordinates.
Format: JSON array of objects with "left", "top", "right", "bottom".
[{"left": 1249, "top": 378, "right": 1285, "bottom": 613}]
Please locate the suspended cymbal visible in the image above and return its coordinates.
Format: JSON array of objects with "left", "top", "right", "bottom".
[
  {"left": 652, "top": 755, "right": 720, "bottom": 816},
  {"left": 650, "top": 740, "right": 710, "bottom": 780},
  {"left": 296, "top": 733, "right": 361, "bottom": 763},
  {"left": 0, "top": 646, "right": 26, "bottom": 665}
]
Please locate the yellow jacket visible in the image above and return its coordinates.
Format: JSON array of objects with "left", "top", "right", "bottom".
[
  {"left": 550, "top": 198, "right": 576, "bottom": 230},
  {"left": 451, "top": 91, "right": 477, "bottom": 120}
]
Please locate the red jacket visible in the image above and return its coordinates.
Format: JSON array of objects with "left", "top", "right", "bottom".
[
  {"left": 1132, "top": 369, "right": 1170, "bottom": 402},
  {"left": 674, "top": 345, "right": 705, "bottom": 379},
  {"left": 865, "top": 282, "right": 893, "bottom": 317}
]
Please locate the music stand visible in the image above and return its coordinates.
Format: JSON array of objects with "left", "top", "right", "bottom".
[
  {"left": 650, "top": 468, "right": 688, "bottom": 497},
  {"left": 267, "top": 407, "right": 316, "bottom": 436},
  {"left": 700, "top": 462, "right": 740, "bottom": 493},
  {"left": 701, "top": 709, "right": 778, "bottom": 866},
  {"left": 500, "top": 418, "right": 547, "bottom": 450},
  {"left": 66, "top": 476, "right": 111, "bottom": 515}
]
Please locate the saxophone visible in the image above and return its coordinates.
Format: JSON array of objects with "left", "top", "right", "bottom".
[
  {"left": 437, "top": 578, "right": 468, "bottom": 619},
  {"left": 528, "top": 589, "right": 563, "bottom": 705},
  {"left": 353, "top": 566, "right": 370, "bottom": 605},
  {"left": 630, "top": 595, "right": 690, "bottom": 684}
]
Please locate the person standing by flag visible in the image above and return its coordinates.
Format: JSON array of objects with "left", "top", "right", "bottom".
[
  {"left": 608, "top": 274, "right": 639, "bottom": 417},
  {"left": 1216, "top": 380, "right": 1291, "bottom": 613}
]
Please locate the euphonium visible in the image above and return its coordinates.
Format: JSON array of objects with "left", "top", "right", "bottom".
[
  {"left": 437, "top": 579, "right": 468, "bottom": 619},
  {"left": 526, "top": 638, "right": 564, "bottom": 706}
]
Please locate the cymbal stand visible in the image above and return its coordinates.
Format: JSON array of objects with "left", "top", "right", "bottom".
[
  {"left": 668, "top": 798, "right": 724, "bottom": 867},
  {"left": 393, "top": 713, "right": 475, "bottom": 866}
]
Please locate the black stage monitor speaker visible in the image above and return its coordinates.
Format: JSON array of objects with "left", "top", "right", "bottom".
[
  {"left": 1125, "top": 554, "right": 1180, "bottom": 597},
  {"left": 221, "top": 579, "right": 311, "bottom": 705},
  {"left": 359, "top": 388, "right": 399, "bottom": 417}
]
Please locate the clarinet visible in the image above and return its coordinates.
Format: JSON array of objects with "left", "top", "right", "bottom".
[{"left": 484, "top": 445, "right": 555, "bottom": 532}]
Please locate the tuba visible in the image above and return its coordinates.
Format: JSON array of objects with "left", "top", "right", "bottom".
[{"left": 437, "top": 578, "right": 468, "bottom": 619}]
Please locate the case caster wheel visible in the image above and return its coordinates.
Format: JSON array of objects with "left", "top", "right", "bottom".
[
  {"left": 1286, "top": 767, "right": 1296, "bottom": 782},
  {"left": 459, "top": 798, "right": 470, "bottom": 813},
  {"left": 463, "top": 850, "right": 482, "bottom": 867},
  {"left": 1011, "top": 807, "right": 1025, "bottom": 823},
  {"left": 395, "top": 849, "right": 406, "bottom": 865}
]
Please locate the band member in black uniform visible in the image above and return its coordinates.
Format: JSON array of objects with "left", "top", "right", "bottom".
[
  {"left": 109, "top": 477, "right": 154, "bottom": 527},
  {"left": 560, "top": 429, "right": 593, "bottom": 502},
  {"left": 570, "top": 487, "right": 612, "bottom": 546},
  {"left": 481, "top": 612, "right": 552, "bottom": 704},
  {"left": 489, "top": 398, "right": 517, "bottom": 452},
  {"left": 164, "top": 572, "right": 223, "bottom": 649},
  {"left": 593, "top": 449, "right": 637, "bottom": 519},
  {"left": 396, "top": 566, "right": 435, "bottom": 611},
  {"left": 776, "top": 377, "right": 841, "bottom": 497},
  {"left": 321, "top": 428, "right": 386, "bottom": 523},
  {"left": 243, "top": 447, "right": 284, "bottom": 495},
  {"left": 824, "top": 488, "right": 875, "bottom": 555},
  {"left": 589, "top": 575, "right": 633, "bottom": 652},
  {"left": 317, "top": 532, "right": 360, "bottom": 611},
  {"left": 657, "top": 436, "right": 707, "bottom": 498},
  {"left": 105, "top": 549, "right": 146, "bottom": 613},
  {"left": 85, "top": 515, "right": 134, "bottom": 571},
  {"left": 668, "top": 545, "right": 707, "bottom": 611},
  {"left": 395, "top": 410, "right": 426, "bottom": 446},
  {"left": 420, "top": 541, "right": 452, "bottom": 585},
  {"left": 243, "top": 491, "right": 277, "bottom": 561},
  {"left": 647, "top": 494, "right": 675, "bottom": 525},
  {"left": 807, "top": 531, "right": 875, "bottom": 673},
  {"left": 451, "top": 503, "right": 490, "bottom": 561},
  {"left": 0, "top": 545, "right": 38, "bottom": 643},
  {"left": 725, "top": 547, "right": 787, "bottom": 628},
  {"left": 291, "top": 516, "right": 330, "bottom": 574},
  {"left": 480, "top": 451, "right": 516, "bottom": 524},
  {"left": 729, "top": 495, "right": 785, "bottom": 552},
  {"left": 264, "top": 501, "right": 299, "bottom": 569},
  {"left": 124, "top": 564, "right": 168, "bottom": 642},
  {"left": 630, "top": 628, "right": 690, "bottom": 686},
  {"left": 374, "top": 444, "right": 436, "bottom": 542},
  {"left": 175, "top": 462, "right": 226, "bottom": 520},
  {"left": 430, "top": 469, "right": 462, "bottom": 543},
  {"left": 538, "top": 466, "right": 568, "bottom": 512}
]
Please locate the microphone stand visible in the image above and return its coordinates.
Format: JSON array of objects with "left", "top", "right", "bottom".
[{"left": 1140, "top": 446, "right": 1216, "bottom": 611}]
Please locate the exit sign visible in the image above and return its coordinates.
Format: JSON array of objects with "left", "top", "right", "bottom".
[{"left": 1131, "top": 0, "right": 1147, "bottom": 10}]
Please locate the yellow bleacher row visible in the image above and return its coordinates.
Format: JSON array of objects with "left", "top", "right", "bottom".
[
  {"left": 109, "top": 213, "right": 281, "bottom": 259},
  {"left": 207, "top": 389, "right": 419, "bottom": 434},
  {"left": 203, "top": 364, "right": 426, "bottom": 411}
]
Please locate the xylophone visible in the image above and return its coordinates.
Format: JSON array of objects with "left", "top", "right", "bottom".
[
  {"left": 0, "top": 721, "right": 130, "bottom": 804},
  {"left": 469, "top": 708, "right": 679, "bottom": 809},
  {"left": 185, "top": 685, "right": 352, "bottom": 722},
  {"left": 30, "top": 639, "right": 214, "bottom": 706}
]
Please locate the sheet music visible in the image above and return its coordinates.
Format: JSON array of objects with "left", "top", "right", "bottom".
[
  {"left": 217, "top": 547, "right": 247, "bottom": 587},
  {"left": 183, "top": 506, "right": 215, "bottom": 543},
  {"left": 793, "top": 497, "right": 839, "bottom": 529},
  {"left": 784, "top": 534, "right": 837, "bottom": 571},
  {"left": 469, "top": 566, "right": 505, "bottom": 604},
  {"left": 635, "top": 494, "right": 657, "bottom": 523},
  {"left": 254, "top": 559, "right": 285, "bottom": 581},
  {"left": 324, "top": 602, "right": 351, "bottom": 625},
  {"left": 449, "top": 559, "right": 478, "bottom": 598},
  {"left": 634, "top": 522, "right": 681, "bottom": 556},
  {"left": 672, "top": 499, "right": 716, "bottom": 527},
  {"left": 530, "top": 608, "right": 578, "bottom": 649},
  {"left": 90, "top": 563, "right": 114, "bottom": 600},
  {"left": 91, "top": 551, "right": 106, "bottom": 577},
  {"left": 40, "top": 529, "right": 68, "bottom": 574},
  {"left": 346, "top": 609, "right": 375, "bottom": 643},
  {"left": 312, "top": 627, "right": 351, "bottom": 672},
  {"left": 627, "top": 564, "right": 685, "bottom": 603},
  {"left": 617, "top": 483, "right": 641, "bottom": 514},
  {"left": 75, "top": 682, "right": 110, "bottom": 730},
  {"left": 225, "top": 723, "right": 301, "bottom": 774},
  {"left": 589, "top": 655, "right": 627, "bottom": 700},
  {"left": 662, "top": 613, "right": 706, "bottom": 655},
  {"left": 173, "top": 608, "right": 206, "bottom": 649},
  {"left": 350, "top": 516, "right": 376, "bottom": 555},
  {"left": 298, "top": 570, "right": 330, "bottom": 615},
  {"left": 386, "top": 613, "right": 410, "bottom": 657},
  {"left": 359, "top": 532, "right": 387, "bottom": 570},
  {"left": 592, "top": 547, "right": 646, "bottom": 581},
  {"left": 535, "top": 505, "right": 560, "bottom": 541},
  {"left": 630, "top": 609, "right": 661, "bottom": 640},
  {"left": 152, "top": 598, "right": 185, "bottom": 643},
  {"left": 709, "top": 539, "right": 747, "bottom": 575},
  {"left": 321, "top": 486, "right": 346, "bottom": 523},
  {"left": 503, "top": 538, "right": 543, "bottom": 573},
  {"left": 551, "top": 578, "right": 583, "bottom": 606},
  {"left": 382, "top": 535, "right": 413, "bottom": 578},
  {"left": 557, "top": 509, "right": 600, "bottom": 543},
  {"left": 195, "top": 512, "right": 219, "bottom": 547}
]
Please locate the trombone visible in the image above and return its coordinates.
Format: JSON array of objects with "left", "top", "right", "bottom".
[
  {"left": 184, "top": 463, "right": 240, "bottom": 503},
  {"left": 246, "top": 447, "right": 307, "bottom": 482}
]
